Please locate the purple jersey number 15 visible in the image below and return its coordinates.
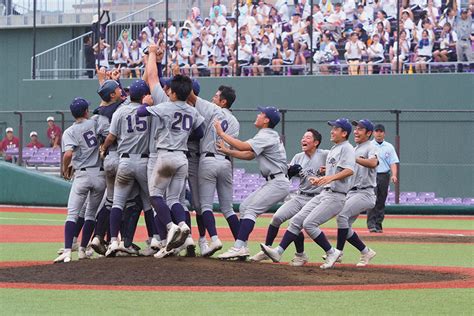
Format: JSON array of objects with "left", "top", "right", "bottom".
[{"left": 126, "top": 115, "right": 147, "bottom": 133}]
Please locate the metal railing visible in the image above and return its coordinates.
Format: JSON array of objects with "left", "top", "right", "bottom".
[{"left": 32, "top": 0, "right": 165, "bottom": 80}]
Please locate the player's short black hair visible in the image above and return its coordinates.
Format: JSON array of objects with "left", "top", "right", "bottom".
[
  {"left": 170, "top": 74, "right": 192, "bottom": 101},
  {"left": 306, "top": 128, "right": 322, "bottom": 148},
  {"left": 218, "top": 85, "right": 236, "bottom": 109}
]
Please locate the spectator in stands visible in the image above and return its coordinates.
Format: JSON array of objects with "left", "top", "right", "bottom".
[
  {"left": 253, "top": 34, "right": 274, "bottom": 76},
  {"left": 439, "top": 7, "right": 456, "bottom": 27},
  {"left": 354, "top": 23, "right": 369, "bottom": 44},
  {"left": 83, "top": 35, "right": 95, "bottom": 79},
  {"left": 142, "top": 18, "right": 159, "bottom": 40},
  {"left": 171, "top": 39, "right": 191, "bottom": 75},
  {"left": 230, "top": 36, "right": 253, "bottom": 75},
  {"left": 367, "top": 34, "right": 385, "bottom": 74},
  {"left": 324, "top": 3, "right": 346, "bottom": 36},
  {"left": 354, "top": 4, "right": 370, "bottom": 30},
  {"left": 211, "top": 38, "right": 230, "bottom": 76},
  {"left": 275, "top": 0, "right": 290, "bottom": 23},
  {"left": 93, "top": 39, "right": 110, "bottom": 69},
  {"left": 166, "top": 18, "right": 177, "bottom": 46},
  {"left": 424, "top": 0, "right": 440, "bottom": 24},
  {"left": 177, "top": 26, "right": 193, "bottom": 52},
  {"left": 390, "top": 30, "right": 410, "bottom": 73},
  {"left": 26, "top": 131, "right": 44, "bottom": 149},
  {"left": 226, "top": 16, "right": 237, "bottom": 43},
  {"left": 297, "top": 0, "right": 311, "bottom": 19},
  {"left": 401, "top": 9, "right": 415, "bottom": 40},
  {"left": 319, "top": 0, "right": 333, "bottom": 16},
  {"left": 375, "top": 10, "right": 391, "bottom": 33},
  {"left": 372, "top": 21, "right": 390, "bottom": 49},
  {"left": 455, "top": 8, "right": 473, "bottom": 67},
  {"left": 343, "top": 0, "right": 357, "bottom": 21},
  {"left": 118, "top": 29, "right": 132, "bottom": 52},
  {"left": 312, "top": 4, "right": 325, "bottom": 27},
  {"left": 415, "top": 29, "right": 434, "bottom": 73},
  {"left": 191, "top": 37, "right": 210, "bottom": 77},
  {"left": 212, "top": 5, "right": 228, "bottom": 27},
  {"left": 272, "top": 37, "right": 294, "bottom": 74},
  {"left": 433, "top": 22, "right": 457, "bottom": 62},
  {"left": 112, "top": 41, "right": 129, "bottom": 77},
  {"left": 138, "top": 30, "right": 152, "bottom": 52},
  {"left": 292, "top": 40, "right": 307, "bottom": 74},
  {"left": 0, "top": 127, "right": 19, "bottom": 163},
  {"left": 368, "top": 124, "right": 399, "bottom": 233},
  {"left": 128, "top": 40, "right": 143, "bottom": 78},
  {"left": 209, "top": 0, "right": 227, "bottom": 19},
  {"left": 313, "top": 32, "right": 338, "bottom": 74},
  {"left": 345, "top": 32, "right": 366, "bottom": 75},
  {"left": 46, "top": 116, "right": 61, "bottom": 149}
]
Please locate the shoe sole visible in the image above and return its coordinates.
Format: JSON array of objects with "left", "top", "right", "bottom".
[
  {"left": 91, "top": 243, "right": 107, "bottom": 256},
  {"left": 260, "top": 245, "right": 280, "bottom": 263},
  {"left": 202, "top": 244, "right": 223, "bottom": 257},
  {"left": 185, "top": 245, "right": 197, "bottom": 257},
  {"left": 218, "top": 253, "right": 249, "bottom": 260},
  {"left": 167, "top": 229, "right": 190, "bottom": 252},
  {"left": 356, "top": 252, "right": 377, "bottom": 267}
]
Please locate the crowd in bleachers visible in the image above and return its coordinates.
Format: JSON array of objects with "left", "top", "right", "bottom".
[{"left": 87, "top": 0, "right": 473, "bottom": 76}]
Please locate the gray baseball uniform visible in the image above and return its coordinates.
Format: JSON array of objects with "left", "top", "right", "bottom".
[
  {"left": 62, "top": 119, "right": 106, "bottom": 223},
  {"left": 196, "top": 97, "right": 240, "bottom": 219},
  {"left": 336, "top": 140, "right": 377, "bottom": 233},
  {"left": 146, "top": 101, "right": 204, "bottom": 207},
  {"left": 288, "top": 140, "right": 355, "bottom": 239},
  {"left": 240, "top": 128, "right": 290, "bottom": 222},
  {"left": 186, "top": 140, "right": 201, "bottom": 212},
  {"left": 109, "top": 102, "right": 151, "bottom": 211},
  {"left": 271, "top": 149, "right": 329, "bottom": 227}
]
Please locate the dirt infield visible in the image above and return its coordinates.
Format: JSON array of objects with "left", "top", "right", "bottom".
[{"left": 0, "top": 257, "right": 466, "bottom": 288}]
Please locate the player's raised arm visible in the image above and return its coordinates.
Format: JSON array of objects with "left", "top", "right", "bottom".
[
  {"left": 145, "top": 44, "right": 160, "bottom": 89},
  {"left": 214, "top": 119, "right": 252, "bottom": 152},
  {"left": 216, "top": 140, "right": 255, "bottom": 160}
]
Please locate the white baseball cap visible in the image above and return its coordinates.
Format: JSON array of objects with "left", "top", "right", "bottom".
[
  {"left": 30, "top": 131, "right": 38, "bottom": 137},
  {"left": 5, "top": 127, "right": 13, "bottom": 133},
  {"left": 47, "top": 116, "right": 55, "bottom": 122}
]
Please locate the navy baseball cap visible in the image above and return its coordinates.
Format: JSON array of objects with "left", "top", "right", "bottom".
[
  {"left": 192, "top": 79, "right": 200, "bottom": 96},
  {"left": 352, "top": 119, "right": 374, "bottom": 131},
  {"left": 70, "top": 97, "right": 90, "bottom": 118},
  {"left": 328, "top": 118, "right": 352, "bottom": 134},
  {"left": 97, "top": 80, "right": 120, "bottom": 102},
  {"left": 161, "top": 77, "right": 200, "bottom": 96},
  {"left": 374, "top": 124, "right": 385, "bottom": 132},
  {"left": 160, "top": 77, "right": 171, "bottom": 88},
  {"left": 257, "top": 106, "right": 281, "bottom": 128},
  {"left": 129, "top": 79, "right": 150, "bottom": 101}
]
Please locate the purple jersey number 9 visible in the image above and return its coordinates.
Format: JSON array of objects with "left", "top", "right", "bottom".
[
  {"left": 83, "top": 131, "right": 98, "bottom": 148},
  {"left": 171, "top": 112, "right": 193, "bottom": 131}
]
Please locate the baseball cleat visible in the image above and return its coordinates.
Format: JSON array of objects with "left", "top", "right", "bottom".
[
  {"left": 165, "top": 223, "right": 182, "bottom": 251},
  {"left": 85, "top": 246, "right": 95, "bottom": 258},
  {"left": 78, "top": 247, "right": 93, "bottom": 260},
  {"left": 150, "top": 237, "right": 163, "bottom": 250},
  {"left": 356, "top": 248, "right": 377, "bottom": 267},
  {"left": 138, "top": 245, "right": 158, "bottom": 257},
  {"left": 218, "top": 246, "right": 250, "bottom": 260},
  {"left": 54, "top": 249, "right": 72, "bottom": 263},
  {"left": 320, "top": 249, "right": 343, "bottom": 269},
  {"left": 173, "top": 236, "right": 196, "bottom": 256},
  {"left": 115, "top": 251, "right": 131, "bottom": 257},
  {"left": 154, "top": 247, "right": 173, "bottom": 259},
  {"left": 198, "top": 239, "right": 210, "bottom": 256},
  {"left": 290, "top": 252, "right": 309, "bottom": 267},
  {"left": 260, "top": 244, "right": 282, "bottom": 262},
  {"left": 90, "top": 236, "right": 107, "bottom": 255},
  {"left": 250, "top": 251, "right": 270, "bottom": 262},
  {"left": 202, "top": 238, "right": 223, "bottom": 257},
  {"left": 105, "top": 240, "right": 120, "bottom": 257},
  {"left": 322, "top": 252, "right": 343, "bottom": 263},
  {"left": 57, "top": 241, "right": 78, "bottom": 255}
]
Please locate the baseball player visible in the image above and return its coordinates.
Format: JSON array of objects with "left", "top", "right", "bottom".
[
  {"left": 251, "top": 128, "right": 328, "bottom": 266},
  {"left": 136, "top": 74, "right": 205, "bottom": 258},
  {"left": 56, "top": 202, "right": 85, "bottom": 256},
  {"left": 187, "top": 85, "right": 241, "bottom": 257},
  {"left": 54, "top": 98, "right": 106, "bottom": 263},
  {"left": 214, "top": 106, "right": 290, "bottom": 260},
  {"left": 143, "top": 46, "right": 202, "bottom": 256},
  {"left": 100, "top": 79, "right": 154, "bottom": 257},
  {"left": 261, "top": 118, "right": 356, "bottom": 269},
  {"left": 331, "top": 119, "right": 378, "bottom": 266}
]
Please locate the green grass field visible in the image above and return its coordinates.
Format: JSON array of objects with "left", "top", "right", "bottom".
[{"left": 0, "top": 209, "right": 473, "bottom": 315}]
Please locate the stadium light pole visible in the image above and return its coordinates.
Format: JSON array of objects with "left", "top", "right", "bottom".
[
  {"left": 396, "top": 0, "right": 400, "bottom": 74},
  {"left": 96, "top": 0, "right": 101, "bottom": 70},
  {"left": 32, "top": 0, "right": 37, "bottom": 79},
  {"left": 309, "top": 0, "right": 314, "bottom": 75},
  {"left": 165, "top": 0, "right": 169, "bottom": 77},
  {"left": 235, "top": 0, "right": 240, "bottom": 76}
]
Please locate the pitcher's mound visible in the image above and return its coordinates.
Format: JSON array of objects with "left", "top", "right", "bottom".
[{"left": 0, "top": 257, "right": 464, "bottom": 287}]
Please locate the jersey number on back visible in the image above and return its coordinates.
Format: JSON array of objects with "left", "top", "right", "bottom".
[
  {"left": 126, "top": 115, "right": 147, "bottom": 133},
  {"left": 171, "top": 112, "right": 193, "bottom": 131},
  {"left": 83, "top": 131, "right": 98, "bottom": 148}
]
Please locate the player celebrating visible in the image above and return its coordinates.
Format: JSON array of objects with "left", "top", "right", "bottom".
[
  {"left": 54, "top": 98, "right": 106, "bottom": 263},
  {"left": 137, "top": 74, "right": 205, "bottom": 258},
  {"left": 261, "top": 118, "right": 355, "bottom": 269},
  {"left": 187, "top": 85, "right": 240, "bottom": 257},
  {"left": 251, "top": 129, "right": 328, "bottom": 266},
  {"left": 215, "top": 106, "right": 290, "bottom": 260},
  {"left": 333, "top": 119, "right": 378, "bottom": 266},
  {"left": 101, "top": 80, "right": 155, "bottom": 257}
]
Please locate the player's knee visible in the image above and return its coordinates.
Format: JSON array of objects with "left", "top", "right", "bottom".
[
  {"left": 336, "top": 215, "right": 349, "bottom": 228},
  {"left": 270, "top": 215, "right": 283, "bottom": 227},
  {"left": 221, "top": 208, "right": 235, "bottom": 219},
  {"left": 302, "top": 219, "right": 318, "bottom": 237}
]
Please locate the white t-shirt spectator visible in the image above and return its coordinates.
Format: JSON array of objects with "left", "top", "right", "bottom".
[
  {"left": 180, "top": 35, "right": 193, "bottom": 51},
  {"left": 213, "top": 45, "right": 229, "bottom": 63},
  {"left": 167, "top": 25, "right": 177, "bottom": 43},
  {"left": 368, "top": 42, "right": 384, "bottom": 59},
  {"left": 393, "top": 40, "right": 410, "bottom": 59},
  {"left": 282, "top": 49, "right": 296, "bottom": 64},
  {"left": 226, "top": 23, "right": 237, "bottom": 42},
  {"left": 277, "top": 2, "right": 290, "bottom": 23},
  {"left": 257, "top": 42, "right": 274, "bottom": 60},
  {"left": 291, "top": 20, "right": 306, "bottom": 41},
  {"left": 439, "top": 31, "right": 457, "bottom": 49},
  {"left": 174, "top": 48, "right": 190, "bottom": 66},
  {"left": 96, "top": 47, "right": 109, "bottom": 68},
  {"left": 417, "top": 39, "right": 433, "bottom": 57},
  {"left": 344, "top": 0, "right": 356, "bottom": 21},
  {"left": 215, "top": 15, "right": 228, "bottom": 27},
  {"left": 238, "top": 44, "right": 253, "bottom": 62},
  {"left": 129, "top": 48, "right": 143, "bottom": 64},
  {"left": 326, "top": 10, "right": 346, "bottom": 26},
  {"left": 345, "top": 40, "right": 365, "bottom": 59},
  {"left": 383, "top": 0, "right": 397, "bottom": 18},
  {"left": 313, "top": 11, "right": 325, "bottom": 24},
  {"left": 195, "top": 45, "right": 209, "bottom": 66}
]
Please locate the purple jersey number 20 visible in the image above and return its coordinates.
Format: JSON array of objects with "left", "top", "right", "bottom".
[{"left": 171, "top": 112, "right": 193, "bottom": 131}]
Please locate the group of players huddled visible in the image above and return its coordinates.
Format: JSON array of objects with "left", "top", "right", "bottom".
[{"left": 55, "top": 43, "right": 378, "bottom": 270}]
